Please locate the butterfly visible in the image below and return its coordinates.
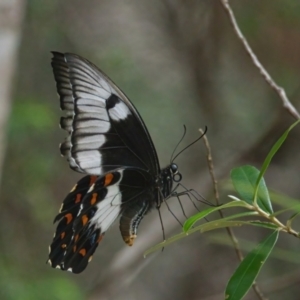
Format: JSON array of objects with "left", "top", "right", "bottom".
[{"left": 47, "top": 52, "right": 184, "bottom": 273}]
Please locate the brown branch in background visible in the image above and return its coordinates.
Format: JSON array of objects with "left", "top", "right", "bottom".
[
  {"left": 199, "top": 128, "right": 242, "bottom": 259},
  {"left": 199, "top": 128, "right": 268, "bottom": 300},
  {"left": 0, "top": 0, "right": 25, "bottom": 187},
  {"left": 219, "top": 0, "right": 300, "bottom": 120},
  {"left": 199, "top": 128, "right": 220, "bottom": 206}
]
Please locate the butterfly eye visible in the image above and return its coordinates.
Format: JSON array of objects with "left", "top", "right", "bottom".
[
  {"left": 170, "top": 163, "right": 178, "bottom": 175},
  {"left": 173, "top": 172, "right": 182, "bottom": 182}
]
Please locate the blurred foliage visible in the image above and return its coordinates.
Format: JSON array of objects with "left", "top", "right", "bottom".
[
  {"left": 9, "top": 101, "right": 55, "bottom": 135},
  {"left": 1, "top": 275, "right": 83, "bottom": 300}
]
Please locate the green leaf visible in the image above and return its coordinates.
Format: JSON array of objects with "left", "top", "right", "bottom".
[
  {"left": 145, "top": 215, "right": 275, "bottom": 257},
  {"left": 248, "top": 221, "right": 279, "bottom": 230},
  {"left": 184, "top": 211, "right": 259, "bottom": 233},
  {"left": 144, "top": 232, "right": 187, "bottom": 257},
  {"left": 190, "top": 220, "right": 279, "bottom": 234},
  {"left": 199, "top": 220, "right": 246, "bottom": 233},
  {"left": 231, "top": 165, "right": 273, "bottom": 214},
  {"left": 231, "top": 121, "right": 300, "bottom": 215},
  {"left": 286, "top": 211, "right": 300, "bottom": 229},
  {"left": 183, "top": 201, "right": 252, "bottom": 232},
  {"left": 255, "top": 120, "right": 300, "bottom": 199},
  {"left": 270, "top": 204, "right": 300, "bottom": 217},
  {"left": 225, "top": 230, "right": 279, "bottom": 300},
  {"left": 217, "top": 211, "right": 259, "bottom": 221}
]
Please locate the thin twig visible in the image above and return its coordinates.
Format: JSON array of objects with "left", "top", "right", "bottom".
[
  {"left": 199, "top": 128, "right": 243, "bottom": 260},
  {"left": 219, "top": 0, "right": 300, "bottom": 120},
  {"left": 199, "top": 128, "right": 268, "bottom": 300}
]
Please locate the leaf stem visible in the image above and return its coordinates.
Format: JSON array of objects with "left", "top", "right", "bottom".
[{"left": 251, "top": 204, "right": 300, "bottom": 238}]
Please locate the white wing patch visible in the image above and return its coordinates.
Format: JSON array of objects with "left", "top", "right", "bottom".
[
  {"left": 75, "top": 150, "right": 102, "bottom": 174},
  {"left": 108, "top": 101, "right": 131, "bottom": 121},
  {"left": 83, "top": 171, "right": 123, "bottom": 232},
  {"left": 92, "top": 190, "right": 122, "bottom": 232}
]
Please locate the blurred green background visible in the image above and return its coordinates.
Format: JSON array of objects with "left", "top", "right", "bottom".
[{"left": 1, "top": 0, "right": 300, "bottom": 299}]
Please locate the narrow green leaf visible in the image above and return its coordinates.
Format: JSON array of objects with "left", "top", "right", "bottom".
[
  {"left": 286, "top": 211, "right": 300, "bottom": 229},
  {"left": 248, "top": 221, "right": 279, "bottom": 230},
  {"left": 188, "top": 211, "right": 258, "bottom": 230},
  {"left": 145, "top": 221, "right": 245, "bottom": 257},
  {"left": 145, "top": 217, "right": 276, "bottom": 257},
  {"left": 225, "top": 230, "right": 279, "bottom": 300},
  {"left": 255, "top": 120, "right": 300, "bottom": 199},
  {"left": 218, "top": 211, "right": 259, "bottom": 221},
  {"left": 270, "top": 204, "right": 300, "bottom": 217},
  {"left": 231, "top": 166, "right": 273, "bottom": 213},
  {"left": 190, "top": 220, "right": 279, "bottom": 234},
  {"left": 144, "top": 231, "right": 188, "bottom": 257},
  {"left": 183, "top": 201, "right": 252, "bottom": 232},
  {"left": 199, "top": 220, "right": 245, "bottom": 233}
]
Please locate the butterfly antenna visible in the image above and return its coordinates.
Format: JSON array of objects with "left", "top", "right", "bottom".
[
  {"left": 170, "top": 125, "right": 187, "bottom": 164},
  {"left": 171, "top": 126, "right": 207, "bottom": 163}
]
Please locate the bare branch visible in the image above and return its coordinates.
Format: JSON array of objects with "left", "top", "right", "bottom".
[
  {"left": 219, "top": 0, "right": 300, "bottom": 120},
  {"left": 200, "top": 128, "right": 244, "bottom": 258},
  {"left": 200, "top": 128, "right": 268, "bottom": 300}
]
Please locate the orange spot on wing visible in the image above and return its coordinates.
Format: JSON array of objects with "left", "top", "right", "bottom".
[
  {"left": 73, "top": 245, "right": 77, "bottom": 252},
  {"left": 65, "top": 213, "right": 72, "bottom": 224},
  {"left": 74, "top": 234, "right": 79, "bottom": 242},
  {"left": 90, "top": 193, "right": 98, "bottom": 205},
  {"left": 75, "top": 193, "right": 82, "bottom": 203},
  {"left": 79, "top": 249, "right": 86, "bottom": 256},
  {"left": 60, "top": 232, "right": 65, "bottom": 239},
  {"left": 61, "top": 244, "right": 67, "bottom": 249},
  {"left": 104, "top": 173, "right": 114, "bottom": 186},
  {"left": 82, "top": 215, "right": 89, "bottom": 226},
  {"left": 89, "top": 175, "right": 98, "bottom": 185}
]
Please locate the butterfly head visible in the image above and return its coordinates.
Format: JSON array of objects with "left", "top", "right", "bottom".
[
  {"left": 170, "top": 163, "right": 182, "bottom": 182},
  {"left": 159, "top": 163, "right": 182, "bottom": 199}
]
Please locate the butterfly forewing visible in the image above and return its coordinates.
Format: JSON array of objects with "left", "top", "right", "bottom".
[{"left": 51, "top": 52, "right": 160, "bottom": 175}]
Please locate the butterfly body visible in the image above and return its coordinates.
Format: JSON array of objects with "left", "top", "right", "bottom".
[{"left": 48, "top": 52, "right": 181, "bottom": 273}]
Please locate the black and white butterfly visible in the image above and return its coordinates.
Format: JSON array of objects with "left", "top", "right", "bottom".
[{"left": 47, "top": 52, "right": 186, "bottom": 274}]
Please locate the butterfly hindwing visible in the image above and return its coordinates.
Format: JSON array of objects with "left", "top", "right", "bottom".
[
  {"left": 48, "top": 175, "right": 97, "bottom": 267},
  {"left": 48, "top": 169, "right": 154, "bottom": 273}
]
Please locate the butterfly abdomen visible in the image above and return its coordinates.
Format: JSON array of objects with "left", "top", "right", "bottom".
[{"left": 119, "top": 198, "right": 151, "bottom": 246}]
